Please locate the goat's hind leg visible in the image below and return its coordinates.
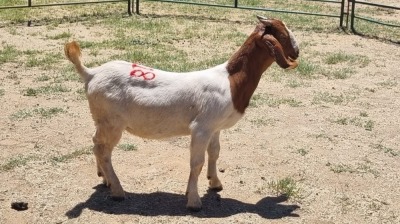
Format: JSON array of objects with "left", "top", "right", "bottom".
[
  {"left": 92, "top": 123, "right": 125, "bottom": 200},
  {"left": 207, "top": 131, "right": 223, "bottom": 191}
]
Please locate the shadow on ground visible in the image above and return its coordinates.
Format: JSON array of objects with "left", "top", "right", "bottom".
[{"left": 66, "top": 184, "right": 300, "bottom": 219}]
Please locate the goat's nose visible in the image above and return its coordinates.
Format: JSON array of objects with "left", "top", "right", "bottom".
[{"left": 293, "top": 48, "right": 299, "bottom": 59}]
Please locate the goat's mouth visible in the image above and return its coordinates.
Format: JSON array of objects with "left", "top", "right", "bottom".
[
  {"left": 288, "top": 56, "right": 298, "bottom": 63},
  {"left": 289, "top": 51, "right": 299, "bottom": 61}
]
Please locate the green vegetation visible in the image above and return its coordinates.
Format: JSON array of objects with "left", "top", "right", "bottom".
[
  {"left": 23, "top": 84, "right": 70, "bottom": 96},
  {"left": 118, "top": 143, "right": 138, "bottom": 151},
  {"left": 268, "top": 177, "right": 302, "bottom": 200},
  {"left": 26, "top": 52, "right": 64, "bottom": 70},
  {"left": 327, "top": 161, "right": 379, "bottom": 177},
  {"left": 0, "top": 155, "right": 35, "bottom": 171},
  {"left": 325, "top": 51, "right": 370, "bottom": 68},
  {"left": 295, "top": 59, "right": 320, "bottom": 79},
  {"left": 51, "top": 148, "right": 92, "bottom": 163},
  {"left": 297, "top": 148, "right": 309, "bottom": 156},
  {"left": 312, "top": 90, "right": 359, "bottom": 105},
  {"left": 332, "top": 116, "right": 374, "bottom": 131},
  {"left": 11, "top": 107, "right": 66, "bottom": 120},
  {"left": 47, "top": 31, "right": 72, "bottom": 40},
  {"left": 250, "top": 93, "right": 302, "bottom": 108},
  {"left": 0, "top": 45, "right": 19, "bottom": 64},
  {"left": 371, "top": 143, "right": 398, "bottom": 157}
]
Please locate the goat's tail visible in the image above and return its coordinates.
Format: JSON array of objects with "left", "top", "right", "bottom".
[{"left": 64, "top": 41, "right": 90, "bottom": 80}]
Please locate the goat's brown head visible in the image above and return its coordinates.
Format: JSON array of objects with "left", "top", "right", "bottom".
[{"left": 255, "top": 15, "right": 299, "bottom": 69}]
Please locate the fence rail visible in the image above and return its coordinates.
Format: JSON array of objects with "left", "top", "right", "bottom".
[
  {"left": 135, "top": 0, "right": 346, "bottom": 27},
  {"left": 351, "top": 0, "right": 400, "bottom": 30},
  {"left": 0, "top": 0, "right": 398, "bottom": 42},
  {"left": 0, "top": 0, "right": 132, "bottom": 15}
]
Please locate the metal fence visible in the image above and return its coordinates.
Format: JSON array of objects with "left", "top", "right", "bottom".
[
  {"left": 0, "top": 0, "right": 132, "bottom": 15},
  {"left": 350, "top": 0, "right": 400, "bottom": 33},
  {"left": 134, "top": 0, "right": 347, "bottom": 27},
  {"left": 1, "top": 0, "right": 399, "bottom": 41}
]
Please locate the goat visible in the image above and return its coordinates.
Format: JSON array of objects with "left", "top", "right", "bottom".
[{"left": 64, "top": 15, "right": 299, "bottom": 211}]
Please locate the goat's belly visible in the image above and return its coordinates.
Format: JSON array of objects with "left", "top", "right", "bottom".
[
  {"left": 125, "top": 125, "right": 190, "bottom": 139},
  {"left": 124, "top": 114, "right": 192, "bottom": 139}
]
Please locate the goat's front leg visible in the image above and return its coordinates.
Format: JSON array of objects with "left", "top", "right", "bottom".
[
  {"left": 207, "top": 131, "right": 223, "bottom": 191},
  {"left": 186, "top": 129, "right": 212, "bottom": 211},
  {"left": 92, "top": 125, "right": 125, "bottom": 200}
]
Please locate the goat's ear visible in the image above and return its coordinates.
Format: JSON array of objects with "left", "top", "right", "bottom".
[
  {"left": 264, "top": 35, "right": 298, "bottom": 69},
  {"left": 257, "top": 15, "right": 272, "bottom": 27},
  {"left": 257, "top": 15, "right": 268, "bottom": 21}
]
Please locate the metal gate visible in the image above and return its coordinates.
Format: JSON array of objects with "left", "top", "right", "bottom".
[
  {"left": 0, "top": 0, "right": 132, "bottom": 15},
  {"left": 134, "top": 0, "right": 347, "bottom": 27},
  {"left": 350, "top": 0, "right": 400, "bottom": 42}
]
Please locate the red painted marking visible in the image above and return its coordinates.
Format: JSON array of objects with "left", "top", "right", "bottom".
[{"left": 130, "top": 63, "right": 156, "bottom": 80}]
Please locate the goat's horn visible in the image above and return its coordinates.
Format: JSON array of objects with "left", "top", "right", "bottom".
[
  {"left": 264, "top": 35, "right": 298, "bottom": 69},
  {"left": 257, "top": 15, "right": 268, "bottom": 21}
]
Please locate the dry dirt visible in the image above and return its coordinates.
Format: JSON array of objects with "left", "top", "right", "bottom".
[{"left": 1, "top": 4, "right": 400, "bottom": 224}]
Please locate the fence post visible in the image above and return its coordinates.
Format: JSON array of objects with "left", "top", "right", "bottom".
[
  {"left": 350, "top": 0, "right": 356, "bottom": 33},
  {"left": 234, "top": 0, "right": 238, "bottom": 8},
  {"left": 136, "top": 0, "right": 140, "bottom": 14},
  {"left": 128, "top": 0, "right": 132, "bottom": 15},
  {"left": 339, "top": 0, "right": 345, "bottom": 28},
  {"left": 28, "top": 0, "right": 32, "bottom": 26}
]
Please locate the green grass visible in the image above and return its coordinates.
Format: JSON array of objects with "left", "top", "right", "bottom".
[
  {"left": 35, "top": 74, "right": 52, "bottom": 82},
  {"left": 312, "top": 92, "right": 345, "bottom": 105},
  {"left": 332, "top": 116, "right": 374, "bottom": 131},
  {"left": 0, "top": 45, "right": 19, "bottom": 64},
  {"left": 47, "top": 31, "right": 72, "bottom": 40},
  {"left": 325, "top": 51, "right": 370, "bottom": 68},
  {"left": 53, "top": 66, "right": 81, "bottom": 83},
  {"left": 327, "top": 161, "right": 379, "bottom": 177},
  {"left": 249, "top": 117, "right": 278, "bottom": 127},
  {"left": 325, "top": 51, "right": 357, "bottom": 65},
  {"left": 371, "top": 143, "right": 398, "bottom": 157},
  {"left": 329, "top": 163, "right": 354, "bottom": 174},
  {"left": 268, "top": 177, "right": 302, "bottom": 200},
  {"left": 51, "top": 148, "right": 92, "bottom": 163},
  {"left": 0, "top": 155, "right": 36, "bottom": 171},
  {"left": 26, "top": 52, "right": 64, "bottom": 70},
  {"left": 0, "top": 148, "right": 92, "bottom": 171},
  {"left": 324, "top": 67, "right": 355, "bottom": 79},
  {"left": 285, "top": 79, "right": 310, "bottom": 88},
  {"left": 297, "top": 148, "right": 309, "bottom": 156},
  {"left": 118, "top": 143, "right": 138, "bottom": 151},
  {"left": 312, "top": 91, "right": 358, "bottom": 105},
  {"left": 250, "top": 93, "right": 302, "bottom": 108},
  {"left": 352, "top": 17, "right": 400, "bottom": 43},
  {"left": 11, "top": 107, "right": 66, "bottom": 120},
  {"left": 23, "top": 84, "right": 70, "bottom": 96},
  {"left": 295, "top": 59, "right": 320, "bottom": 79},
  {"left": 377, "top": 79, "right": 398, "bottom": 88}
]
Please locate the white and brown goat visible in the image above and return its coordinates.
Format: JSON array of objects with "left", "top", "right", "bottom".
[{"left": 64, "top": 15, "right": 299, "bottom": 211}]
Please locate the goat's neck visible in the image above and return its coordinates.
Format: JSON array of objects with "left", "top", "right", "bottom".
[{"left": 227, "top": 36, "right": 274, "bottom": 114}]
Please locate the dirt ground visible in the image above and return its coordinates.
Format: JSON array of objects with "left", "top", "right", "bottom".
[{"left": 1, "top": 3, "right": 400, "bottom": 224}]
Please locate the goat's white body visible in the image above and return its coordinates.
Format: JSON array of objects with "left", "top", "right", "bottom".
[
  {"left": 65, "top": 17, "right": 299, "bottom": 211},
  {"left": 85, "top": 61, "right": 242, "bottom": 139}
]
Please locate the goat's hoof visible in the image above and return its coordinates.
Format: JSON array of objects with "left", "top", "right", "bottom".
[
  {"left": 102, "top": 180, "right": 110, "bottom": 187},
  {"left": 209, "top": 185, "right": 223, "bottom": 192}
]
